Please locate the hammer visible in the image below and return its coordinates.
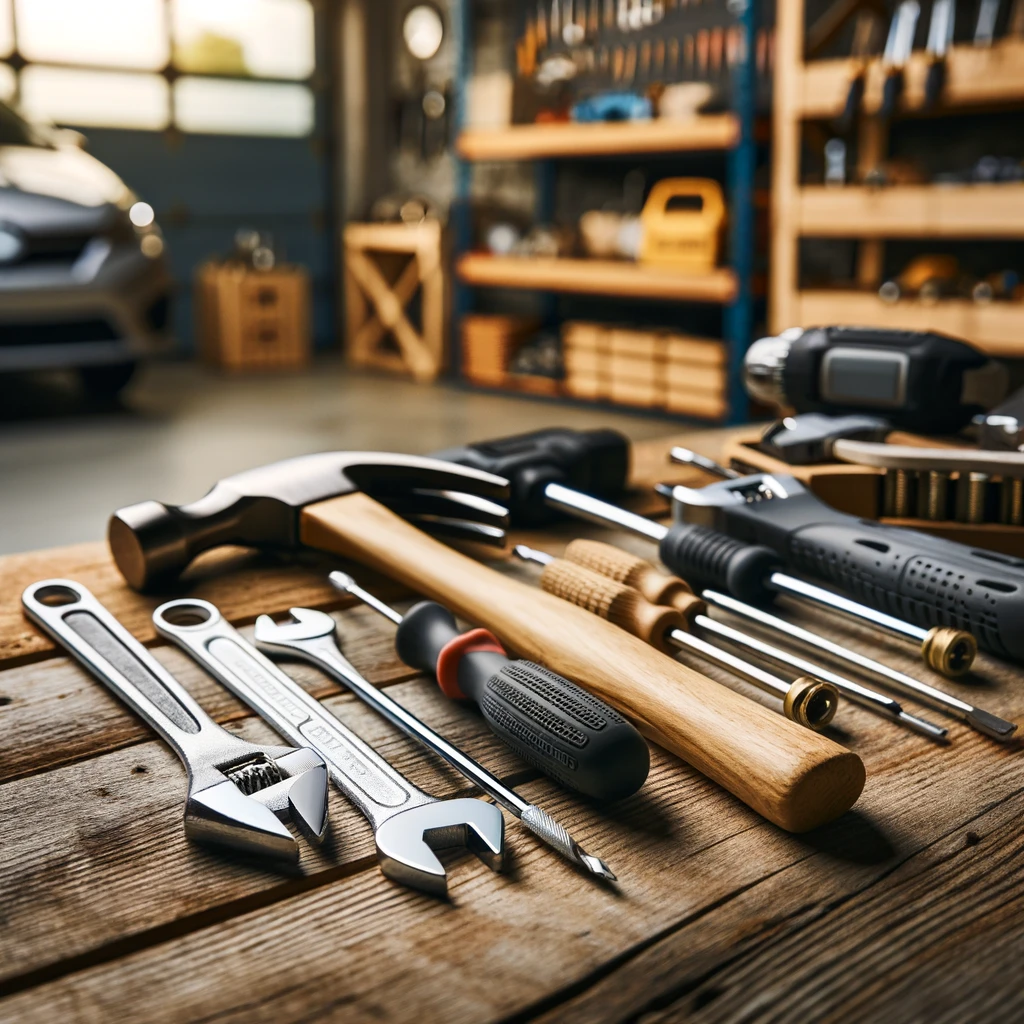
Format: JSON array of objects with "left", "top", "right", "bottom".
[{"left": 109, "top": 451, "right": 865, "bottom": 833}]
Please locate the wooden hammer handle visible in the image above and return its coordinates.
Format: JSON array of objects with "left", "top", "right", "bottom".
[{"left": 301, "top": 493, "right": 865, "bottom": 832}]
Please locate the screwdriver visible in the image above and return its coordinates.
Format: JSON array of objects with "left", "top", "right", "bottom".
[
  {"left": 666, "top": 448, "right": 977, "bottom": 678},
  {"left": 328, "top": 571, "right": 650, "bottom": 802},
  {"left": 514, "top": 543, "right": 949, "bottom": 740},
  {"left": 512, "top": 546, "right": 841, "bottom": 731},
  {"left": 541, "top": 534, "right": 1014, "bottom": 742}
]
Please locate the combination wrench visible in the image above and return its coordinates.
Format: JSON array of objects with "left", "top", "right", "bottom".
[
  {"left": 153, "top": 599, "right": 505, "bottom": 898},
  {"left": 22, "top": 580, "right": 329, "bottom": 862}
]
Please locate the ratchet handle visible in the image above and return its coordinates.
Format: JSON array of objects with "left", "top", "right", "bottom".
[
  {"left": 396, "top": 601, "right": 650, "bottom": 801},
  {"left": 658, "top": 524, "right": 781, "bottom": 605},
  {"left": 22, "top": 579, "right": 210, "bottom": 753}
]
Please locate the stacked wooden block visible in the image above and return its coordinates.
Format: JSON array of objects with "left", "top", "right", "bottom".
[{"left": 563, "top": 322, "right": 728, "bottom": 419}]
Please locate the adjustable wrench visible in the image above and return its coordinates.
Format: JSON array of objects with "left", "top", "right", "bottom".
[
  {"left": 22, "top": 580, "right": 329, "bottom": 862},
  {"left": 153, "top": 599, "right": 505, "bottom": 898}
]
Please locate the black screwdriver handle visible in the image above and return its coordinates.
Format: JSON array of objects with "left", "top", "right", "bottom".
[
  {"left": 395, "top": 601, "right": 649, "bottom": 801},
  {"left": 658, "top": 524, "right": 781, "bottom": 606}
]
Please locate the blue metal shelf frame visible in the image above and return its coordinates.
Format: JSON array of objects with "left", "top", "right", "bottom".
[{"left": 450, "top": 0, "right": 759, "bottom": 424}]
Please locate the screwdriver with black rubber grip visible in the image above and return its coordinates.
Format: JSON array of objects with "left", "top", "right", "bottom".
[{"left": 329, "top": 571, "right": 650, "bottom": 802}]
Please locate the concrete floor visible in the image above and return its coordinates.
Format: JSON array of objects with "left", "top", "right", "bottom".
[{"left": 0, "top": 360, "right": 695, "bottom": 555}]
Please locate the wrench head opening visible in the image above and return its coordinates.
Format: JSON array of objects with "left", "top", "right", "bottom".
[
  {"left": 253, "top": 607, "right": 338, "bottom": 648},
  {"left": 374, "top": 799, "right": 506, "bottom": 898},
  {"left": 187, "top": 744, "right": 329, "bottom": 862}
]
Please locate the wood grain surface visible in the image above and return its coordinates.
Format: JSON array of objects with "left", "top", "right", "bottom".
[{"left": 1, "top": 432, "right": 1021, "bottom": 1023}]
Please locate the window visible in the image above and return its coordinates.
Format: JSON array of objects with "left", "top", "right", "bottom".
[
  {"left": 172, "top": 0, "right": 315, "bottom": 80},
  {"left": 174, "top": 77, "right": 314, "bottom": 136},
  {"left": 15, "top": 0, "right": 168, "bottom": 69},
  {"left": 20, "top": 67, "right": 170, "bottom": 129},
  {"left": 1, "top": 0, "right": 315, "bottom": 136}
]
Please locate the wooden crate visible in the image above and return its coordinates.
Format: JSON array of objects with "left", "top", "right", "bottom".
[
  {"left": 461, "top": 314, "right": 560, "bottom": 394},
  {"left": 562, "top": 321, "right": 728, "bottom": 418},
  {"left": 344, "top": 221, "right": 445, "bottom": 383},
  {"left": 196, "top": 262, "right": 311, "bottom": 371}
]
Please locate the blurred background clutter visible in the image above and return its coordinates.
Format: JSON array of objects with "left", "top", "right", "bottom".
[{"left": 2, "top": 0, "right": 1024, "bottom": 551}]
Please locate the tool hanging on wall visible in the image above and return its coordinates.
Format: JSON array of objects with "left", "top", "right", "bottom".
[
  {"left": 153, "top": 599, "right": 507, "bottom": 896},
  {"left": 516, "top": 541, "right": 948, "bottom": 737},
  {"left": 973, "top": 0, "right": 1002, "bottom": 44},
  {"left": 923, "top": 0, "right": 955, "bottom": 108},
  {"left": 328, "top": 571, "right": 650, "bottom": 802},
  {"left": 879, "top": 0, "right": 921, "bottom": 117}
]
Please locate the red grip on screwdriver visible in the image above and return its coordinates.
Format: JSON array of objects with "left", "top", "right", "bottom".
[{"left": 435, "top": 628, "right": 506, "bottom": 700}]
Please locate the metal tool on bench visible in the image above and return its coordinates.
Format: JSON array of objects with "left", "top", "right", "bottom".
[
  {"left": 973, "top": 0, "right": 1001, "bottom": 44},
  {"left": 152, "top": 599, "right": 506, "bottom": 897},
  {"left": 249, "top": 602, "right": 617, "bottom": 881},
  {"left": 23, "top": 580, "right": 329, "bottom": 862},
  {"left": 329, "top": 571, "right": 650, "bottom": 802},
  {"left": 539, "top": 479, "right": 1013, "bottom": 738},
  {"left": 108, "top": 448, "right": 866, "bottom": 834},
  {"left": 512, "top": 546, "right": 840, "bottom": 730},
  {"left": 742, "top": 327, "right": 1007, "bottom": 434},
  {"left": 666, "top": 448, "right": 978, "bottom": 677},
  {"left": 830, "top": 440, "right": 1024, "bottom": 527},
  {"left": 515, "top": 545, "right": 950, "bottom": 739},
  {"left": 658, "top": 452, "right": 1024, "bottom": 669}
]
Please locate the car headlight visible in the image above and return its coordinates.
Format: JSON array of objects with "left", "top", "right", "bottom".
[{"left": 0, "top": 225, "right": 25, "bottom": 265}]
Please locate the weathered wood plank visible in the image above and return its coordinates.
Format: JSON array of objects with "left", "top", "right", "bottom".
[
  {"left": 2, "top": 626, "right": 1021, "bottom": 1022},
  {"left": 0, "top": 675, "right": 542, "bottom": 988},
  {"left": 0, "top": 606, "right": 417, "bottom": 785}
]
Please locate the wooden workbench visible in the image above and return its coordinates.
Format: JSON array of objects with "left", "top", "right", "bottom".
[{"left": 1, "top": 433, "right": 1022, "bottom": 1023}]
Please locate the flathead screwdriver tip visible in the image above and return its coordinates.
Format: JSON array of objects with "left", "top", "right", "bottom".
[
  {"left": 899, "top": 711, "right": 949, "bottom": 742},
  {"left": 579, "top": 850, "right": 618, "bottom": 882}
]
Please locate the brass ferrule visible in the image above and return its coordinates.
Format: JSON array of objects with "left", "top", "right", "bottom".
[
  {"left": 922, "top": 627, "right": 978, "bottom": 678},
  {"left": 784, "top": 677, "right": 839, "bottom": 731}
]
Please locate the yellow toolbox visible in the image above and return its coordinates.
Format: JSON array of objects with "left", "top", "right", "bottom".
[{"left": 639, "top": 178, "right": 725, "bottom": 271}]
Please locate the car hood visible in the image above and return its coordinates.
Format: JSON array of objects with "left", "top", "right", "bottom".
[{"left": 0, "top": 144, "right": 130, "bottom": 233}]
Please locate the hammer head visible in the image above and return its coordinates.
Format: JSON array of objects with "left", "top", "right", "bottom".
[{"left": 108, "top": 451, "right": 510, "bottom": 591}]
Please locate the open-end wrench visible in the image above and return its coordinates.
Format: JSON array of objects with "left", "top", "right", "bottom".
[
  {"left": 253, "top": 601, "right": 617, "bottom": 882},
  {"left": 153, "top": 599, "right": 505, "bottom": 898},
  {"left": 23, "top": 580, "right": 329, "bottom": 862}
]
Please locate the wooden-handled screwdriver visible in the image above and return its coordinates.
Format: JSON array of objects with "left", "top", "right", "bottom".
[
  {"left": 329, "top": 571, "right": 651, "bottom": 802},
  {"left": 513, "top": 546, "right": 841, "bottom": 731},
  {"left": 514, "top": 543, "right": 948, "bottom": 740}
]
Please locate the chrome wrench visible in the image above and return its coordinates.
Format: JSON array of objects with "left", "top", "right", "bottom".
[
  {"left": 22, "top": 580, "right": 329, "bottom": 862},
  {"left": 153, "top": 599, "right": 505, "bottom": 898}
]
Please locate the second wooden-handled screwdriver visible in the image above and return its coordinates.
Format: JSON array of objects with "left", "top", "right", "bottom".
[{"left": 329, "top": 570, "right": 651, "bottom": 802}]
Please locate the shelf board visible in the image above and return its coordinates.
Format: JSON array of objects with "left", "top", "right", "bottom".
[
  {"left": 456, "top": 255, "right": 737, "bottom": 303},
  {"left": 795, "top": 290, "right": 1024, "bottom": 357},
  {"left": 456, "top": 115, "right": 739, "bottom": 161},
  {"left": 797, "top": 40, "right": 1024, "bottom": 119},
  {"left": 796, "top": 184, "right": 1024, "bottom": 238}
]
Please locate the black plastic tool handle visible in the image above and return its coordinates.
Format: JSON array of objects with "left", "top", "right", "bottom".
[
  {"left": 395, "top": 601, "right": 649, "bottom": 801},
  {"left": 708, "top": 477, "right": 1024, "bottom": 661},
  {"left": 658, "top": 524, "right": 781, "bottom": 606}
]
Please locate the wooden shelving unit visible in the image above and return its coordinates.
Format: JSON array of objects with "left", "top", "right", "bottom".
[
  {"left": 771, "top": 9, "right": 1024, "bottom": 351},
  {"left": 455, "top": 255, "right": 738, "bottom": 303},
  {"left": 456, "top": 115, "right": 740, "bottom": 161},
  {"left": 795, "top": 291, "right": 1024, "bottom": 357},
  {"left": 795, "top": 185, "right": 1024, "bottom": 239}
]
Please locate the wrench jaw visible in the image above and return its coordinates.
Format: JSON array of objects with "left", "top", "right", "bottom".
[
  {"left": 186, "top": 744, "right": 330, "bottom": 861},
  {"left": 375, "top": 800, "right": 506, "bottom": 898},
  {"left": 254, "top": 608, "right": 337, "bottom": 649}
]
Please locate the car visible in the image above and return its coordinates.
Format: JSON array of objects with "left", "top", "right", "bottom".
[{"left": 0, "top": 100, "right": 172, "bottom": 396}]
